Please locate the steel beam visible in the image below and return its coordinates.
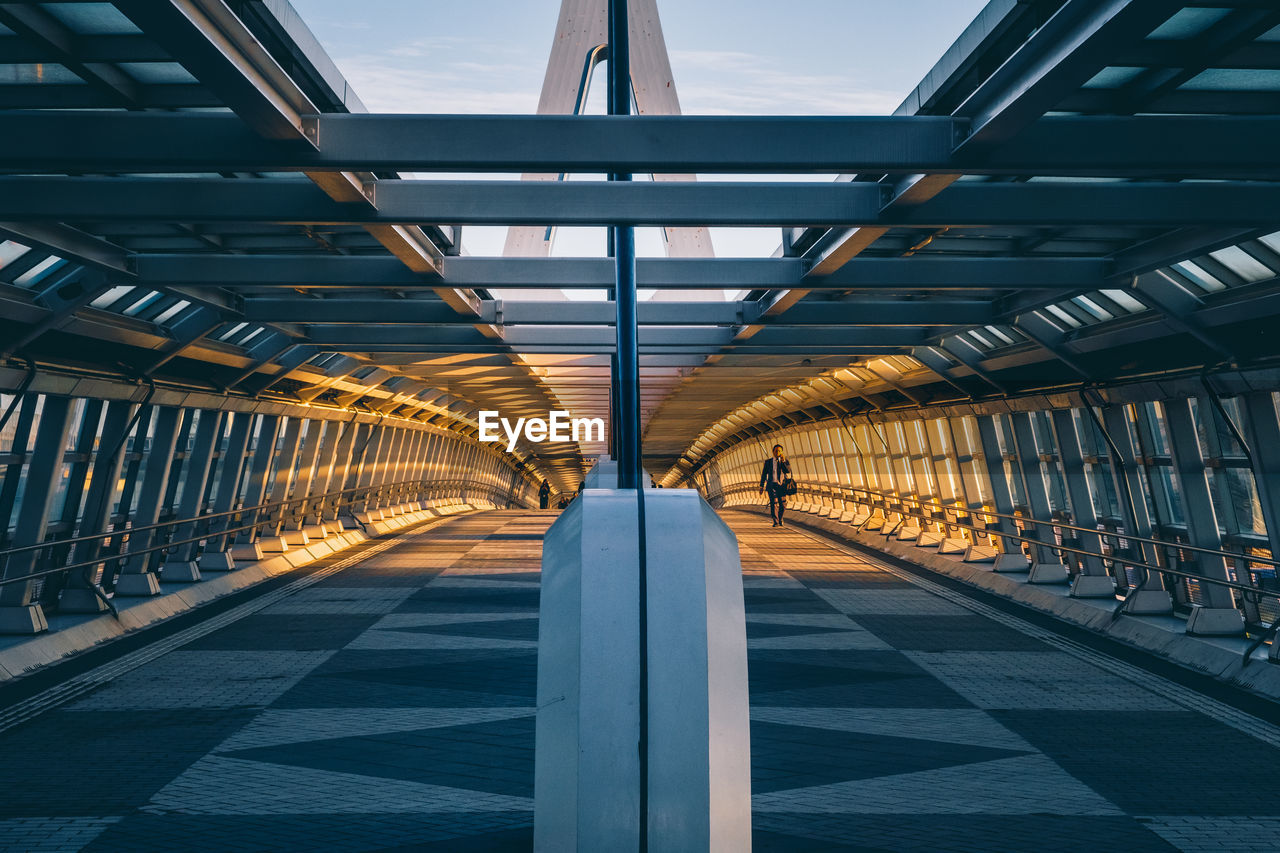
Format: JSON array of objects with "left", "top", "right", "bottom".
[
  {"left": 0, "top": 222, "right": 130, "bottom": 274},
  {"left": 300, "top": 323, "right": 932, "bottom": 349},
  {"left": 239, "top": 297, "right": 993, "bottom": 326},
  {"left": 131, "top": 254, "right": 1102, "bottom": 291},
  {"left": 7, "top": 176, "right": 1278, "bottom": 227},
  {"left": 3, "top": 112, "right": 1279, "bottom": 177}
]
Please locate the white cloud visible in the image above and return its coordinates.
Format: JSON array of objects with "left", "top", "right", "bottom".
[
  {"left": 332, "top": 53, "right": 540, "bottom": 113},
  {"left": 668, "top": 48, "right": 902, "bottom": 115}
]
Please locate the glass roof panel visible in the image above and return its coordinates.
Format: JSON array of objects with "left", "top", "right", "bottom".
[
  {"left": 968, "top": 330, "right": 994, "bottom": 349},
  {"left": 1099, "top": 289, "right": 1147, "bottom": 314},
  {"left": 1173, "top": 260, "right": 1227, "bottom": 292},
  {"left": 1045, "top": 304, "right": 1083, "bottom": 329},
  {"left": 121, "top": 291, "right": 163, "bottom": 316},
  {"left": 118, "top": 62, "right": 201, "bottom": 85},
  {"left": 1258, "top": 231, "right": 1280, "bottom": 255},
  {"left": 1083, "top": 67, "right": 1146, "bottom": 89},
  {"left": 1257, "top": 24, "right": 1280, "bottom": 42},
  {"left": 1209, "top": 246, "right": 1273, "bottom": 282},
  {"left": 151, "top": 300, "right": 192, "bottom": 326},
  {"left": 0, "top": 240, "right": 29, "bottom": 270},
  {"left": 13, "top": 256, "right": 64, "bottom": 287},
  {"left": 1179, "top": 69, "right": 1280, "bottom": 91},
  {"left": 89, "top": 285, "right": 134, "bottom": 310},
  {"left": 1146, "top": 8, "right": 1232, "bottom": 40},
  {"left": 0, "top": 63, "right": 85, "bottom": 84},
  {"left": 219, "top": 322, "right": 248, "bottom": 341},
  {"left": 1073, "top": 295, "right": 1114, "bottom": 321},
  {"left": 984, "top": 326, "right": 1015, "bottom": 345},
  {"left": 42, "top": 3, "right": 143, "bottom": 35}
]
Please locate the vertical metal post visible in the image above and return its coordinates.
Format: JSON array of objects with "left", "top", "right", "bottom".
[
  {"left": 0, "top": 395, "right": 76, "bottom": 606},
  {"left": 66, "top": 400, "right": 137, "bottom": 596},
  {"left": 609, "top": 0, "right": 639, "bottom": 491},
  {"left": 1099, "top": 404, "right": 1164, "bottom": 595},
  {"left": 236, "top": 414, "right": 281, "bottom": 544},
  {"left": 1049, "top": 409, "right": 1106, "bottom": 575},
  {"left": 204, "top": 411, "right": 253, "bottom": 559},
  {"left": 1164, "top": 398, "right": 1237, "bottom": 611},
  {"left": 264, "top": 416, "right": 304, "bottom": 538},
  {"left": 609, "top": 3, "right": 648, "bottom": 848},
  {"left": 975, "top": 415, "right": 1022, "bottom": 552},
  {"left": 1240, "top": 391, "right": 1280, "bottom": 558},
  {"left": 166, "top": 410, "right": 225, "bottom": 566},
  {"left": 118, "top": 405, "right": 182, "bottom": 583},
  {"left": 289, "top": 419, "right": 325, "bottom": 531},
  {"left": 1009, "top": 412, "right": 1059, "bottom": 564}
]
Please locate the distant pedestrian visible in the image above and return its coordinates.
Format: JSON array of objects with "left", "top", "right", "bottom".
[
  {"left": 538, "top": 480, "right": 550, "bottom": 510},
  {"left": 759, "top": 444, "right": 793, "bottom": 528}
]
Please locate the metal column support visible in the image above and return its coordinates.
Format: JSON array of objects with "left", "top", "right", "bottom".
[
  {"left": 349, "top": 421, "right": 387, "bottom": 514},
  {"left": 403, "top": 431, "right": 428, "bottom": 501},
  {"left": 321, "top": 417, "right": 362, "bottom": 523},
  {"left": 287, "top": 419, "right": 325, "bottom": 536},
  {"left": 1008, "top": 412, "right": 1062, "bottom": 568},
  {"left": 162, "top": 409, "right": 225, "bottom": 581},
  {"left": 1048, "top": 409, "right": 1107, "bottom": 576},
  {"left": 610, "top": 0, "right": 640, "bottom": 491},
  {"left": 0, "top": 395, "right": 75, "bottom": 633},
  {"left": 52, "top": 400, "right": 103, "bottom": 534},
  {"left": 115, "top": 406, "right": 182, "bottom": 595},
  {"left": 1163, "top": 398, "right": 1243, "bottom": 632},
  {"left": 262, "top": 416, "right": 304, "bottom": 547},
  {"left": 370, "top": 427, "right": 400, "bottom": 510},
  {"left": 198, "top": 409, "right": 250, "bottom": 568},
  {"left": 1239, "top": 391, "right": 1280, "bottom": 559},
  {"left": 235, "top": 414, "right": 282, "bottom": 547},
  {"left": 412, "top": 431, "right": 436, "bottom": 503},
  {"left": 1099, "top": 404, "right": 1164, "bottom": 591},
  {"left": 379, "top": 428, "right": 408, "bottom": 507},
  {"left": 64, "top": 399, "right": 138, "bottom": 610},
  {"left": 202, "top": 411, "right": 254, "bottom": 568},
  {"left": 974, "top": 415, "right": 1022, "bottom": 554}
]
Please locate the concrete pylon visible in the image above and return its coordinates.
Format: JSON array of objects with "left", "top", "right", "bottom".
[
  {"left": 504, "top": 0, "right": 714, "bottom": 279},
  {"left": 536, "top": 486, "right": 752, "bottom": 849}
]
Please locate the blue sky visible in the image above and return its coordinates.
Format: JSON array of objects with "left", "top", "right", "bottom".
[
  {"left": 289, "top": 0, "right": 989, "bottom": 260},
  {"left": 292, "top": 0, "right": 987, "bottom": 115}
]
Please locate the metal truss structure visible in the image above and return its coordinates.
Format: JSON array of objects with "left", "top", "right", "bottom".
[{"left": 1, "top": 0, "right": 1280, "bottom": 502}]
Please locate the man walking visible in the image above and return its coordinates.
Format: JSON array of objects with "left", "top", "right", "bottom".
[{"left": 758, "top": 444, "right": 792, "bottom": 528}]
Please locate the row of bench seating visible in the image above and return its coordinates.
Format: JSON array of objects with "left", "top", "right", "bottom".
[
  {"left": 722, "top": 490, "right": 1009, "bottom": 565},
  {"left": 348, "top": 498, "right": 500, "bottom": 536}
]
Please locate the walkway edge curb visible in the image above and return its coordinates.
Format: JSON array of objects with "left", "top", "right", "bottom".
[{"left": 732, "top": 506, "right": 1280, "bottom": 702}]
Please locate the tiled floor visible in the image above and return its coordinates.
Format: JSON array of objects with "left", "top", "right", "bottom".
[{"left": 0, "top": 508, "right": 1276, "bottom": 851}]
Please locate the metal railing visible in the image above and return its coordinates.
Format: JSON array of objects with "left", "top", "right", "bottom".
[
  {"left": 0, "top": 476, "right": 526, "bottom": 617},
  {"left": 713, "top": 479, "right": 1280, "bottom": 631}
]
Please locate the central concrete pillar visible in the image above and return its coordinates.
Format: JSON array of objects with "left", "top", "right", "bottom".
[{"left": 536, "top": 487, "right": 751, "bottom": 851}]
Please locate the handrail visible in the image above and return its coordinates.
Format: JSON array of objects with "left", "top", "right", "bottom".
[
  {"left": 0, "top": 476, "right": 524, "bottom": 590},
  {"left": 0, "top": 477, "right": 470, "bottom": 558},
  {"left": 714, "top": 481, "right": 1280, "bottom": 607},
  {"left": 775, "top": 480, "right": 1280, "bottom": 571}
]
